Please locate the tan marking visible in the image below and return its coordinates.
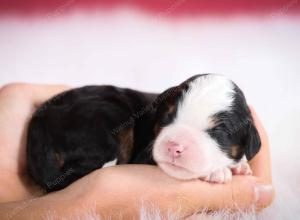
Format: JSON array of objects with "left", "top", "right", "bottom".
[
  {"left": 231, "top": 145, "right": 239, "bottom": 158},
  {"left": 167, "top": 104, "right": 175, "bottom": 115},
  {"left": 54, "top": 151, "right": 64, "bottom": 168},
  {"left": 117, "top": 128, "right": 134, "bottom": 164}
]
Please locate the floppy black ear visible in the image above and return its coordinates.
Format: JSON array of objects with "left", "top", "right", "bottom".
[{"left": 244, "top": 122, "right": 261, "bottom": 160}]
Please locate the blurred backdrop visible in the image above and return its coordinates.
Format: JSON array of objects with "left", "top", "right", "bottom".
[{"left": 0, "top": 0, "right": 300, "bottom": 218}]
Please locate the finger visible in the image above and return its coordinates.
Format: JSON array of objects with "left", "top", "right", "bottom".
[
  {"left": 28, "top": 84, "right": 71, "bottom": 107},
  {"left": 178, "top": 175, "right": 274, "bottom": 215},
  {"left": 248, "top": 106, "right": 272, "bottom": 183}
]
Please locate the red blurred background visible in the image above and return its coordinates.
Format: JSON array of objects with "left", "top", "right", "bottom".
[{"left": 1, "top": 0, "right": 300, "bottom": 16}]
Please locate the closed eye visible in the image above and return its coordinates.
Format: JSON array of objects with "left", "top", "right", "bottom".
[
  {"left": 161, "top": 112, "right": 173, "bottom": 125},
  {"left": 208, "top": 124, "right": 230, "bottom": 136}
]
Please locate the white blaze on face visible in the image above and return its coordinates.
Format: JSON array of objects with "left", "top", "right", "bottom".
[{"left": 153, "top": 75, "right": 236, "bottom": 179}]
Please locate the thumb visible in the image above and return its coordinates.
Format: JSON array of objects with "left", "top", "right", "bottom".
[
  {"left": 177, "top": 175, "right": 274, "bottom": 215},
  {"left": 207, "top": 175, "right": 275, "bottom": 211}
]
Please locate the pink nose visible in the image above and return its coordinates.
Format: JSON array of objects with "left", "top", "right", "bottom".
[{"left": 167, "top": 141, "right": 185, "bottom": 158}]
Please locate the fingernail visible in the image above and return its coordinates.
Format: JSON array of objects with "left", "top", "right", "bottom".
[{"left": 254, "top": 184, "right": 274, "bottom": 207}]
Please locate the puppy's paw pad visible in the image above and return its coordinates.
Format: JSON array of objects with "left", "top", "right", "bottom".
[
  {"left": 230, "top": 161, "right": 252, "bottom": 175},
  {"left": 202, "top": 167, "right": 232, "bottom": 184}
]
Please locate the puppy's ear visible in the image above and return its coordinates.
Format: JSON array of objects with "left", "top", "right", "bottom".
[{"left": 243, "top": 122, "right": 261, "bottom": 160}]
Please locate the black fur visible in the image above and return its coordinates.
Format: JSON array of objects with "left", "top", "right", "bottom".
[{"left": 27, "top": 86, "right": 158, "bottom": 192}]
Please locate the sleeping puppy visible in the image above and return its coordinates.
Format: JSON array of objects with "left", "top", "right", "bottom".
[
  {"left": 152, "top": 74, "right": 260, "bottom": 183},
  {"left": 26, "top": 74, "right": 260, "bottom": 192}
]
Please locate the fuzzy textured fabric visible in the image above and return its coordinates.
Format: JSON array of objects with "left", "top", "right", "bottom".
[{"left": 1, "top": 7, "right": 299, "bottom": 220}]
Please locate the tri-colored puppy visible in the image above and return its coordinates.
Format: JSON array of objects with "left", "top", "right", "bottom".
[{"left": 27, "top": 74, "right": 260, "bottom": 192}]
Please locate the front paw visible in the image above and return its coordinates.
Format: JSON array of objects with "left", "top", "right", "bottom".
[
  {"left": 202, "top": 167, "right": 232, "bottom": 184},
  {"left": 229, "top": 161, "right": 252, "bottom": 175}
]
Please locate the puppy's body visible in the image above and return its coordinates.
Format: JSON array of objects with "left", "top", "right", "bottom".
[
  {"left": 27, "top": 86, "right": 158, "bottom": 191},
  {"left": 27, "top": 74, "right": 260, "bottom": 192}
]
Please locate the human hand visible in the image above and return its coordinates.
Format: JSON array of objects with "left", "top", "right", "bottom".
[
  {"left": 43, "top": 106, "right": 273, "bottom": 218},
  {"left": 0, "top": 83, "right": 70, "bottom": 202},
  {"left": 60, "top": 106, "right": 274, "bottom": 218},
  {"left": 0, "top": 83, "right": 274, "bottom": 219}
]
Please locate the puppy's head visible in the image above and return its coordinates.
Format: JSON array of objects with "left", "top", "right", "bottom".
[{"left": 152, "top": 74, "right": 261, "bottom": 179}]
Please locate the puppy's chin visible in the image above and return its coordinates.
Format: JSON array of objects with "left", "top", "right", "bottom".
[{"left": 156, "top": 161, "right": 209, "bottom": 180}]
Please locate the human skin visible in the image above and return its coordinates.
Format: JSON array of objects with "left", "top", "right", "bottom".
[{"left": 0, "top": 83, "right": 274, "bottom": 219}]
